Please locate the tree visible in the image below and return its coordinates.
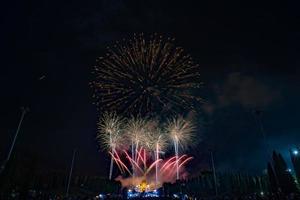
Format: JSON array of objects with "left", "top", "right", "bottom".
[
  {"left": 267, "top": 162, "right": 278, "bottom": 193},
  {"left": 272, "top": 151, "right": 298, "bottom": 194}
]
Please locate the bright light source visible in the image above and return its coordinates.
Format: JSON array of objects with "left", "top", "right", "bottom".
[
  {"left": 287, "top": 168, "right": 292, "bottom": 172},
  {"left": 260, "top": 191, "right": 264, "bottom": 196},
  {"left": 293, "top": 150, "right": 299, "bottom": 155}
]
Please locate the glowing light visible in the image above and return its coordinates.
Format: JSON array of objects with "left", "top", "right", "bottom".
[
  {"left": 293, "top": 150, "right": 299, "bottom": 155},
  {"left": 139, "top": 180, "right": 148, "bottom": 192}
]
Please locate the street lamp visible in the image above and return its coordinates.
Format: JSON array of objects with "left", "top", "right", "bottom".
[{"left": 0, "top": 107, "right": 29, "bottom": 174}]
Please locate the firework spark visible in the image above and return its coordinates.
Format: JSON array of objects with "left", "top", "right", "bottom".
[
  {"left": 91, "top": 34, "right": 202, "bottom": 116},
  {"left": 97, "top": 112, "right": 125, "bottom": 179},
  {"left": 114, "top": 149, "right": 193, "bottom": 189},
  {"left": 166, "top": 116, "right": 196, "bottom": 150},
  {"left": 97, "top": 112, "right": 125, "bottom": 150},
  {"left": 166, "top": 116, "right": 196, "bottom": 179},
  {"left": 126, "top": 117, "right": 147, "bottom": 149},
  {"left": 97, "top": 113, "right": 196, "bottom": 186}
]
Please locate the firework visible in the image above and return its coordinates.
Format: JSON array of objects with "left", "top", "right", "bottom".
[
  {"left": 97, "top": 112, "right": 125, "bottom": 150},
  {"left": 126, "top": 117, "right": 147, "bottom": 149},
  {"left": 125, "top": 117, "right": 147, "bottom": 176},
  {"left": 166, "top": 116, "right": 196, "bottom": 179},
  {"left": 114, "top": 149, "right": 193, "bottom": 190},
  {"left": 91, "top": 34, "right": 202, "bottom": 116},
  {"left": 97, "top": 113, "right": 195, "bottom": 188},
  {"left": 97, "top": 112, "right": 125, "bottom": 179},
  {"left": 144, "top": 127, "right": 168, "bottom": 186},
  {"left": 166, "top": 116, "right": 196, "bottom": 150}
]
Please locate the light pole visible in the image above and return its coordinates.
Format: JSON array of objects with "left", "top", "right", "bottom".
[
  {"left": 66, "top": 149, "right": 77, "bottom": 197},
  {"left": 210, "top": 150, "right": 218, "bottom": 197},
  {"left": 0, "top": 107, "right": 29, "bottom": 174},
  {"left": 252, "top": 109, "right": 280, "bottom": 192},
  {"left": 0, "top": 76, "right": 45, "bottom": 176}
]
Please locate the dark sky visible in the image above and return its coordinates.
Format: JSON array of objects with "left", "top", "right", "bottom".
[{"left": 1, "top": 0, "right": 299, "bottom": 176}]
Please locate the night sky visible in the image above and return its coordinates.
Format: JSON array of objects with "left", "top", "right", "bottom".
[{"left": 1, "top": 0, "right": 299, "bottom": 176}]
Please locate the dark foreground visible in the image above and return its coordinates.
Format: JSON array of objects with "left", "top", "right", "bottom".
[{"left": 1, "top": 191, "right": 300, "bottom": 200}]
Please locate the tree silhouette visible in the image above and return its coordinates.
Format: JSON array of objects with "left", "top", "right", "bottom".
[
  {"left": 272, "top": 151, "right": 298, "bottom": 194},
  {"left": 267, "top": 162, "right": 278, "bottom": 193},
  {"left": 290, "top": 148, "right": 300, "bottom": 183}
]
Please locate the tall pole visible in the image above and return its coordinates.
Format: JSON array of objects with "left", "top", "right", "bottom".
[
  {"left": 210, "top": 150, "right": 218, "bottom": 196},
  {"left": 0, "top": 107, "right": 29, "bottom": 174},
  {"left": 252, "top": 110, "right": 280, "bottom": 192},
  {"left": 66, "top": 149, "right": 76, "bottom": 197},
  {"left": 253, "top": 110, "right": 270, "bottom": 153}
]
